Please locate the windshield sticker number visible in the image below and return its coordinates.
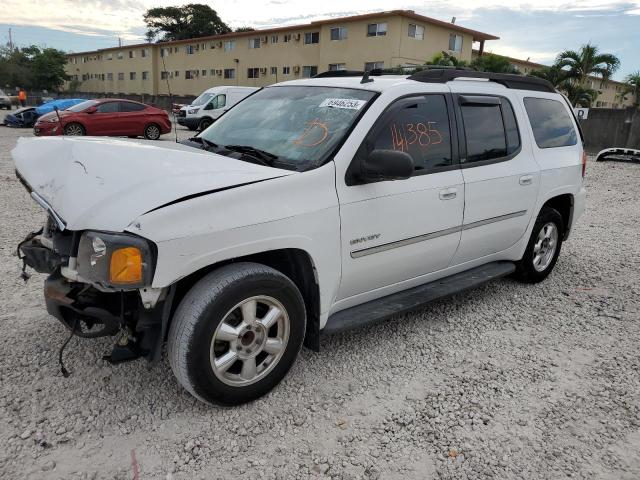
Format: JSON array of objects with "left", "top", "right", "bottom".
[
  {"left": 319, "top": 98, "right": 367, "bottom": 110},
  {"left": 391, "top": 122, "right": 443, "bottom": 152},
  {"left": 293, "top": 119, "right": 330, "bottom": 147}
]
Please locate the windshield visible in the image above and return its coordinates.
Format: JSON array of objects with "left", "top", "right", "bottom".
[
  {"left": 67, "top": 100, "right": 99, "bottom": 112},
  {"left": 199, "top": 86, "right": 376, "bottom": 171},
  {"left": 191, "top": 92, "right": 215, "bottom": 107}
]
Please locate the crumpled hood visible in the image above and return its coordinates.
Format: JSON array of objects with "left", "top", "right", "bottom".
[{"left": 13, "top": 136, "right": 293, "bottom": 231}]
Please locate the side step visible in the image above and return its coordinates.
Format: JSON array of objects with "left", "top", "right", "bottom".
[{"left": 322, "top": 261, "right": 516, "bottom": 336}]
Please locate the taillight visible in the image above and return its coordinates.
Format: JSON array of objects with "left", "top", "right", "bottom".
[{"left": 581, "top": 151, "right": 587, "bottom": 178}]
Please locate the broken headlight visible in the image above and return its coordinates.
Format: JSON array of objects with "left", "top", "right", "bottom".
[{"left": 76, "top": 231, "right": 156, "bottom": 289}]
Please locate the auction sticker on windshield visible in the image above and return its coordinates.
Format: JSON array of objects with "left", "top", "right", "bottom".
[{"left": 319, "top": 98, "right": 367, "bottom": 110}]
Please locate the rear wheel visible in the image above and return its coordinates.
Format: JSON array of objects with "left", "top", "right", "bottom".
[
  {"left": 168, "top": 263, "right": 306, "bottom": 406},
  {"left": 514, "top": 207, "right": 564, "bottom": 283},
  {"left": 144, "top": 123, "right": 161, "bottom": 140},
  {"left": 198, "top": 118, "right": 212, "bottom": 131},
  {"left": 63, "top": 123, "right": 85, "bottom": 136}
]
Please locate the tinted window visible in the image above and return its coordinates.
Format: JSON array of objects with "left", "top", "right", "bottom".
[
  {"left": 368, "top": 95, "right": 452, "bottom": 173},
  {"left": 460, "top": 96, "right": 520, "bottom": 163},
  {"left": 96, "top": 102, "right": 119, "bottom": 113},
  {"left": 524, "top": 97, "right": 577, "bottom": 148},
  {"left": 119, "top": 102, "right": 145, "bottom": 112}
]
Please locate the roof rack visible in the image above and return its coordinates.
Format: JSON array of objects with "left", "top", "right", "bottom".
[{"left": 407, "top": 69, "right": 555, "bottom": 93}]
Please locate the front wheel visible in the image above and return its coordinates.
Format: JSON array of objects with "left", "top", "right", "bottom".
[
  {"left": 198, "top": 118, "right": 212, "bottom": 131},
  {"left": 64, "top": 122, "right": 85, "bottom": 136},
  {"left": 168, "top": 263, "right": 306, "bottom": 406},
  {"left": 514, "top": 207, "right": 564, "bottom": 283}
]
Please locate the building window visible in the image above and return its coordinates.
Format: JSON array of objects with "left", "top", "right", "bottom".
[
  {"left": 249, "top": 38, "right": 261, "bottom": 49},
  {"left": 449, "top": 34, "right": 463, "bottom": 52},
  {"left": 302, "top": 65, "right": 318, "bottom": 78},
  {"left": 129, "top": 72, "right": 136, "bottom": 80},
  {"left": 270, "top": 66, "right": 278, "bottom": 75},
  {"left": 304, "top": 32, "right": 320, "bottom": 44},
  {"left": 283, "top": 34, "right": 292, "bottom": 43},
  {"left": 117, "top": 52, "right": 123, "bottom": 59},
  {"left": 364, "top": 61, "right": 384, "bottom": 71},
  {"left": 174, "top": 71, "right": 180, "bottom": 77},
  {"left": 330, "top": 27, "right": 347, "bottom": 41},
  {"left": 160, "top": 71, "right": 169, "bottom": 80},
  {"left": 141, "top": 48, "right": 149, "bottom": 58},
  {"left": 282, "top": 66, "right": 290, "bottom": 75},
  {"left": 367, "top": 23, "right": 387, "bottom": 37},
  {"left": 117, "top": 72, "right": 124, "bottom": 80},
  {"left": 128, "top": 50, "right": 135, "bottom": 59},
  {"left": 271, "top": 35, "right": 279, "bottom": 43},
  {"left": 107, "top": 72, "right": 113, "bottom": 81},
  {"left": 202, "top": 69, "right": 207, "bottom": 76},
  {"left": 224, "top": 40, "right": 235, "bottom": 51},
  {"left": 224, "top": 68, "right": 235, "bottom": 79},
  {"left": 106, "top": 53, "right": 113, "bottom": 60},
  {"left": 160, "top": 48, "right": 169, "bottom": 57},
  {"left": 247, "top": 67, "right": 260, "bottom": 78},
  {"left": 142, "top": 71, "right": 149, "bottom": 80},
  {"left": 210, "top": 69, "right": 215, "bottom": 76},
  {"left": 185, "top": 70, "right": 197, "bottom": 79},
  {"left": 329, "top": 63, "right": 346, "bottom": 71},
  {"left": 174, "top": 47, "right": 179, "bottom": 53},
  {"left": 186, "top": 45, "right": 196, "bottom": 54},
  {"left": 408, "top": 23, "right": 424, "bottom": 40}
]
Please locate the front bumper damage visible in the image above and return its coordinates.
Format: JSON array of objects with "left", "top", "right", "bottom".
[{"left": 18, "top": 226, "right": 171, "bottom": 364}]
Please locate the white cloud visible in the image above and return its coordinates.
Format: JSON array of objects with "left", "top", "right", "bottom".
[{"left": 481, "top": 45, "right": 558, "bottom": 64}]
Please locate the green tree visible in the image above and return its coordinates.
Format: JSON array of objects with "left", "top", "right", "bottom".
[
  {"left": 555, "top": 43, "right": 620, "bottom": 86},
  {"left": 426, "top": 51, "right": 468, "bottom": 68},
  {"left": 144, "top": 4, "right": 231, "bottom": 42},
  {"left": 470, "top": 53, "right": 518, "bottom": 74},
  {"left": 563, "top": 83, "right": 598, "bottom": 107},
  {"left": 235, "top": 27, "right": 255, "bottom": 32},
  {"left": 624, "top": 71, "right": 640, "bottom": 107},
  {"left": 0, "top": 45, "right": 69, "bottom": 91},
  {"left": 529, "top": 65, "right": 568, "bottom": 88}
]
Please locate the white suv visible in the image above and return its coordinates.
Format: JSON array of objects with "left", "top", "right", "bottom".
[{"left": 14, "top": 69, "right": 586, "bottom": 405}]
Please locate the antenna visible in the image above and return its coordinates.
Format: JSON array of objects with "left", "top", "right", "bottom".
[
  {"left": 161, "top": 54, "right": 179, "bottom": 143},
  {"left": 451, "top": 16, "right": 456, "bottom": 24},
  {"left": 54, "top": 106, "right": 64, "bottom": 135}
]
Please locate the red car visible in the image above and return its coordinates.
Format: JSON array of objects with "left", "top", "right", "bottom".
[{"left": 34, "top": 99, "right": 172, "bottom": 140}]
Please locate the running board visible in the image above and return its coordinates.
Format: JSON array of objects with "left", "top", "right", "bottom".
[{"left": 322, "top": 261, "right": 516, "bottom": 336}]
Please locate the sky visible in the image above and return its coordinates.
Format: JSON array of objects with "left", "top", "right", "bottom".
[{"left": 0, "top": 0, "right": 639, "bottom": 80}]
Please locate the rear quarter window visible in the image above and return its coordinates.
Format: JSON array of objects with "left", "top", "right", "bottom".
[{"left": 524, "top": 97, "right": 577, "bottom": 148}]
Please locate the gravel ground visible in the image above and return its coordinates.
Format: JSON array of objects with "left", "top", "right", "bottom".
[{"left": 1, "top": 124, "right": 639, "bottom": 480}]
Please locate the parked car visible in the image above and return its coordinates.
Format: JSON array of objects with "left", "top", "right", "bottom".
[
  {"left": 0, "top": 88, "right": 11, "bottom": 110},
  {"left": 35, "top": 98, "right": 87, "bottom": 116},
  {"left": 177, "top": 86, "right": 258, "bottom": 131},
  {"left": 33, "top": 99, "right": 171, "bottom": 139},
  {"left": 2, "top": 106, "right": 39, "bottom": 128},
  {"left": 14, "top": 70, "right": 586, "bottom": 406}
]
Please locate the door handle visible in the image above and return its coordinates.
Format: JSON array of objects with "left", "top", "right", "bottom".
[
  {"left": 439, "top": 188, "right": 457, "bottom": 200},
  {"left": 519, "top": 175, "right": 533, "bottom": 186}
]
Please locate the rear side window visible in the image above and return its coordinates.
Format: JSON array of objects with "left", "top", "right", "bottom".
[
  {"left": 460, "top": 96, "right": 520, "bottom": 164},
  {"left": 367, "top": 94, "right": 452, "bottom": 174},
  {"left": 119, "top": 102, "right": 145, "bottom": 112},
  {"left": 524, "top": 97, "right": 577, "bottom": 148}
]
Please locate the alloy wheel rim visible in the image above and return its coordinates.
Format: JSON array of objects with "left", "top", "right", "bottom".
[
  {"left": 147, "top": 125, "right": 160, "bottom": 139},
  {"left": 210, "top": 295, "right": 290, "bottom": 387},
  {"left": 533, "top": 222, "right": 558, "bottom": 272},
  {"left": 66, "top": 124, "right": 83, "bottom": 135}
]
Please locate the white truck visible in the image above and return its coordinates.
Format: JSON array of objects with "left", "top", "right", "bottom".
[
  {"left": 177, "top": 86, "right": 258, "bottom": 131},
  {"left": 14, "top": 69, "right": 586, "bottom": 406}
]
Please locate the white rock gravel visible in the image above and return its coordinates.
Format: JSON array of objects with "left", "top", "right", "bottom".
[{"left": 1, "top": 124, "right": 639, "bottom": 479}]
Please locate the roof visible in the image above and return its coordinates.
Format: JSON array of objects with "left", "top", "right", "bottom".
[{"left": 68, "top": 10, "right": 498, "bottom": 56}]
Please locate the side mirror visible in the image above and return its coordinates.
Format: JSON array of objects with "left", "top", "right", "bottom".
[
  {"left": 203, "top": 102, "right": 214, "bottom": 110},
  {"left": 86, "top": 106, "right": 97, "bottom": 114},
  {"left": 361, "top": 149, "right": 414, "bottom": 182}
]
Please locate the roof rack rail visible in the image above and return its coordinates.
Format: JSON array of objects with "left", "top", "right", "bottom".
[{"left": 407, "top": 69, "right": 555, "bottom": 93}]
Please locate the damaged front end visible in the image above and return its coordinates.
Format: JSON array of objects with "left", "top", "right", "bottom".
[{"left": 17, "top": 208, "right": 171, "bottom": 365}]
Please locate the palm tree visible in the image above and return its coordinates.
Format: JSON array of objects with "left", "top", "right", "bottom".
[
  {"left": 555, "top": 43, "right": 620, "bottom": 86},
  {"left": 426, "top": 51, "right": 468, "bottom": 68},
  {"left": 563, "top": 83, "right": 598, "bottom": 108},
  {"left": 624, "top": 71, "right": 640, "bottom": 107},
  {"left": 529, "top": 65, "right": 568, "bottom": 88},
  {"left": 470, "top": 53, "right": 518, "bottom": 74}
]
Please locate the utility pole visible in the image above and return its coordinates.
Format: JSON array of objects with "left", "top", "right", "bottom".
[
  {"left": 118, "top": 36, "right": 122, "bottom": 47},
  {"left": 8, "top": 27, "right": 13, "bottom": 50}
]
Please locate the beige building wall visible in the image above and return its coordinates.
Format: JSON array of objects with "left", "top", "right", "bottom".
[{"left": 64, "top": 10, "right": 496, "bottom": 98}]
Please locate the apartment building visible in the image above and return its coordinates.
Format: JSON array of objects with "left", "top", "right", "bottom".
[
  {"left": 471, "top": 50, "right": 635, "bottom": 109},
  {"left": 65, "top": 10, "right": 498, "bottom": 96}
]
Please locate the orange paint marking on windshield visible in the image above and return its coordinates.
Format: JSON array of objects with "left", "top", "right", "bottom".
[{"left": 293, "top": 119, "right": 329, "bottom": 147}]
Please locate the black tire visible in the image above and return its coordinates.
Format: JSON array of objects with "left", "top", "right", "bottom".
[
  {"left": 514, "top": 207, "right": 564, "bottom": 283},
  {"left": 144, "top": 123, "right": 161, "bottom": 140},
  {"left": 198, "top": 117, "right": 212, "bottom": 131},
  {"left": 168, "top": 262, "right": 306, "bottom": 406},
  {"left": 63, "top": 122, "right": 85, "bottom": 136}
]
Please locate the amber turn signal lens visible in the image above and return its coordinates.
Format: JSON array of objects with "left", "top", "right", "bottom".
[{"left": 109, "top": 247, "right": 143, "bottom": 284}]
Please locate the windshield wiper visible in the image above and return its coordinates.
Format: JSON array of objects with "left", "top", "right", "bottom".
[{"left": 224, "top": 145, "right": 279, "bottom": 166}]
